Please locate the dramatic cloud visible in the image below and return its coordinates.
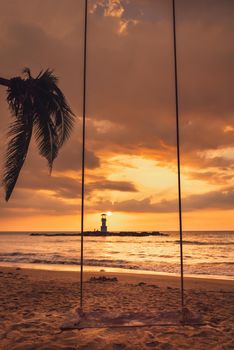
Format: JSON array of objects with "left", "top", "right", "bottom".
[
  {"left": 0, "top": 0, "right": 233, "bottom": 229},
  {"left": 92, "top": 187, "right": 234, "bottom": 213}
]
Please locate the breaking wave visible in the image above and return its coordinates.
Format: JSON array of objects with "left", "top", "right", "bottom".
[{"left": 0, "top": 251, "right": 233, "bottom": 277}]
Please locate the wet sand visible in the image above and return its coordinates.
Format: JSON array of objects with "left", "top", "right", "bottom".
[{"left": 0, "top": 266, "right": 233, "bottom": 350}]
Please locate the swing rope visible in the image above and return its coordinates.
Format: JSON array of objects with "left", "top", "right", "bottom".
[
  {"left": 80, "top": 0, "right": 88, "bottom": 311},
  {"left": 79, "top": 0, "right": 185, "bottom": 314},
  {"left": 172, "top": 0, "right": 185, "bottom": 309}
]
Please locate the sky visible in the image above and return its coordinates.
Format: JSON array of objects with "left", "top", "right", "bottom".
[{"left": 0, "top": 0, "right": 233, "bottom": 231}]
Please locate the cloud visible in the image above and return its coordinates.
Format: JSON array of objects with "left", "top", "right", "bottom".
[
  {"left": 84, "top": 0, "right": 234, "bottom": 173},
  {"left": 0, "top": 162, "right": 138, "bottom": 219},
  {"left": 88, "top": 179, "right": 137, "bottom": 193},
  {"left": 1, "top": 0, "right": 233, "bottom": 162},
  {"left": 1, "top": 185, "right": 233, "bottom": 218},
  {"left": 188, "top": 170, "right": 234, "bottom": 185},
  {"left": 0, "top": 0, "right": 233, "bottom": 225},
  {"left": 0, "top": 189, "right": 79, "bottom": 218},
  {"left": 92, "top": 187, "right": 234, "bottom": 213}
]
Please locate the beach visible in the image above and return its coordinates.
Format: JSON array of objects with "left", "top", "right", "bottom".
[
  {"left": 0, "top": 0, "right": 233, "bottom": 349},
  {"left": 0, "top": 266, "right": 233, "bottom": 350}
]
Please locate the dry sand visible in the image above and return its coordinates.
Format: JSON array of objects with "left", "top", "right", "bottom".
[{"left": 0, "top": 266, "right": 233, "bottom": 350}]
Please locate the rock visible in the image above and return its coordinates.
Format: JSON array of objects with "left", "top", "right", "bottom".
[{"left": 89, "top": 276, "right": 118, "bottom": 283}]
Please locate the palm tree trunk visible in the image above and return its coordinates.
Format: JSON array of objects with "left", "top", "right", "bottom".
[{"left": 0, "top": 77, "right": 10, "bottom": 87}]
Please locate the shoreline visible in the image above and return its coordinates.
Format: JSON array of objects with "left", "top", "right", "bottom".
[
  {"left": 1, "top": 264, "right": 233, "bottom": 291},
  {"left": 0, "top": 261, "right": 233, "bottom": 282}
]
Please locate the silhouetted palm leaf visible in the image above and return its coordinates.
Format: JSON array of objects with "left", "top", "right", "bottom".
[
  {"left": 2, "top": 68, "right": 74, "bottom": 201},
  {"left": 4, "top": 116, "right": 33, "bottom": 202}
]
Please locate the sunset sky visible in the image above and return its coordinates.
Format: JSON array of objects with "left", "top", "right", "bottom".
[{"left": 0, "top": 0, "right": 233, "bottom": 231}]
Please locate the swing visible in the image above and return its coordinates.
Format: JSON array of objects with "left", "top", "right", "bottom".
[{"left": 61, "top": 0, "right": 205, "bottom": 331}]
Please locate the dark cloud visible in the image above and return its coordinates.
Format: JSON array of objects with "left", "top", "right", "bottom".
[
  {"left": 1, "top": 185, "right": 233, "bottom": 218},
  {"left": 1, "top": 0, "right": 233, "bottom": 159},
  {"left": 92, "top": 187, "right": 234, "bottom": 213},
  {"left": 14, "top": 171, "right": 136, "bottom": 198},
  {"left": 0, "top": 189, "right": 79, "bottom": 218},
  {"left": 88, "top": 179, "right": 137, "bottom": 193},
  {"left": 0, "top": 0, "right": 233, "bottom": 222},
  {"left": 54, "top": 129, "right": 100, "bottom": 171}
]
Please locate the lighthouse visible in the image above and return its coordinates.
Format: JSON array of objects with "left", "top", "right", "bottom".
[{"left": 100, "top": 213, "right": 108, "bottom": 233}]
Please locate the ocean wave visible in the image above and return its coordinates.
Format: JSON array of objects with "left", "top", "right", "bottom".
[
  {"left": 208, "top": 262, "right": 234, "bottom": 265},
  {"left": 175, "top": 240, "right": 234, "bottom": 246},
  {"left": 0, "top": 253, "right": 233, "bottom": 277},
  {"left": 0, "top": 252, "right": 38, "bottom": 257},
  {"left": 0, "top": 255, "right": 139, "bottom": 270}
]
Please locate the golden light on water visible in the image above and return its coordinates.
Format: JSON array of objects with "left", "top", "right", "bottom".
[{"left": 106, "top": 211, "right": 113, "bottom": 216}]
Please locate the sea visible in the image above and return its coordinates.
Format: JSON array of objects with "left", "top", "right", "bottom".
[{"left": 0, "top": 231, "right": 233, "bottom": 280}]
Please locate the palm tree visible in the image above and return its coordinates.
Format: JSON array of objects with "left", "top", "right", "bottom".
[{"left": 0, "top": 68, "right": 75, "bottom": 201}]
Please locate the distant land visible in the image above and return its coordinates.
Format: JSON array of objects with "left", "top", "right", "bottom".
[{"left": 30, "top": 231, "right": 169, "bottom": 237}]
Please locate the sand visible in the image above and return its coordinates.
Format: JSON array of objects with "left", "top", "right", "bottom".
[{"left": 0, "top": 266, "right": 233, "bottom": 350}]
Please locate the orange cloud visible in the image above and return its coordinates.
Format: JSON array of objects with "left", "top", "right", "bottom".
[{"left": 0, "top": 0, "right": 233, "bottom": 230}]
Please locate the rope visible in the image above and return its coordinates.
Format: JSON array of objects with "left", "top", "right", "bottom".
[
  {"left": 79, "top": 0, "right": 184, "bottom": 314},
  {"left": 172, "top": 0, "right": 185, "bottom": 309},
  {"left": 80, "top": 0, "right": 88, "bottom": 311}
]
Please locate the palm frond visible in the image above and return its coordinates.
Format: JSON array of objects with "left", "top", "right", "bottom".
[
  {"left": 3, "top": 76, "right": 34, "bottom": 201},
  {"left": 6, "top": 77, "right": 27, "bottom": 116},
  {"left": 2, "top": 68, "right": 75, "bottom": 201},
  {"left": 33, "top": 113, "right": 59, "bottom": 171},
  {"left": 35, "top": 69, "right": 75, "bottom": 147},
  {"left": 3, "top": 115, "right": 33, "bottom": 201},
  {"left": 32, "top": 69, "right": 74, "bottom": 170},
  {"left": 31, "top": 69, "right": 74, "bottom": 169}
]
